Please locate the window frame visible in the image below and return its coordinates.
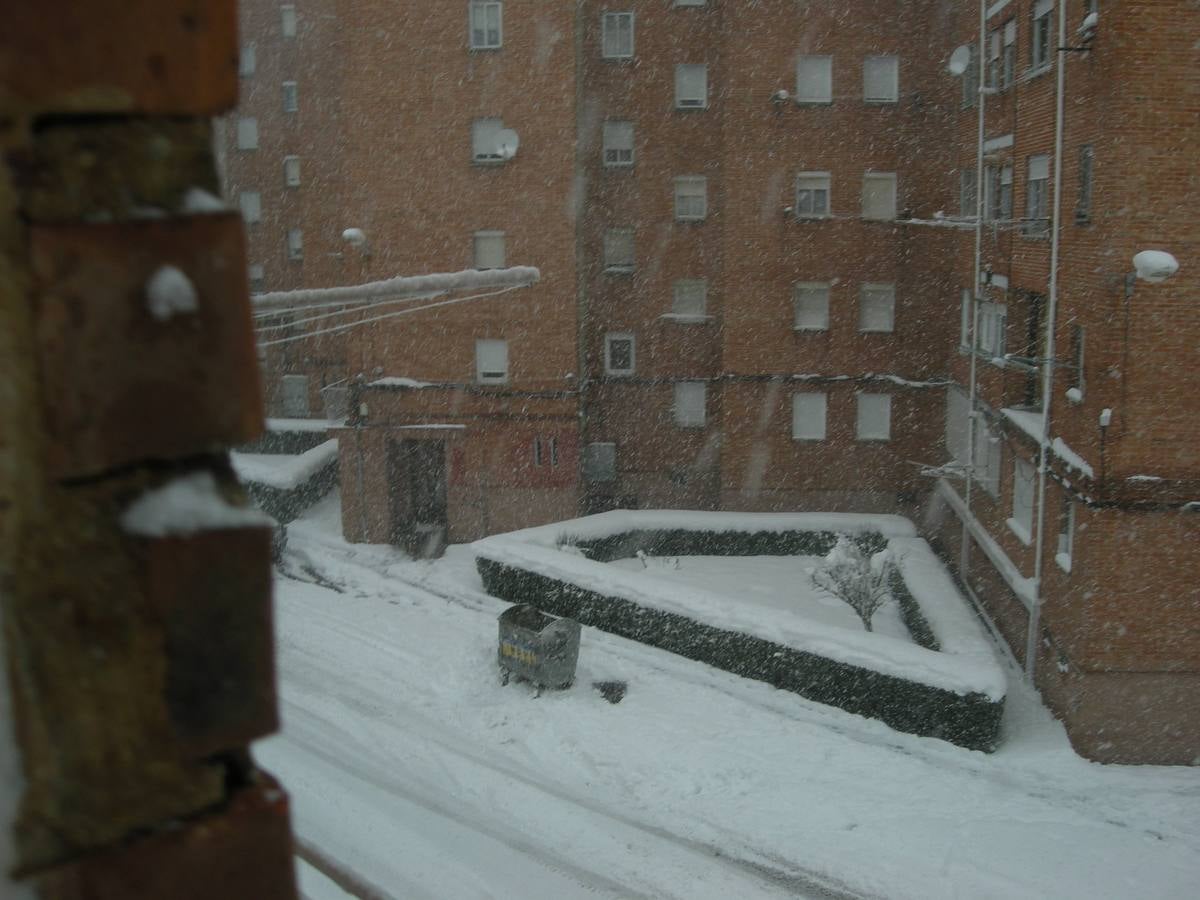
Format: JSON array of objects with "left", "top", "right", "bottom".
[
  {"left": 280, "top": 4, "right": 297, "bottom": 39},
  {"left": 795, "top": 55, "right": 833, "bottom": 105},
  {"left": 282, "top": 80, "right": 298, "bottom": 113},
  {"left": 604, "top": 333, "right": 636, "bottom": 376},
  {"left": 248, "top": 263, "right": 265, "bottom": 293},
  {"left": 1024, "top": 154, "right": 1050, "bottom": 237},
  {"left": 286, "top": 228, "right": 304, "bottom": 261},
  {"left": 475, "top": 338, "right": 509, "bottom": 385},
  {"left": 471, "top": 117, "right": 506, "bottom": 164},
  {"left": 1056, "top": 494, "right": 1076, "bottom": 572},
  {"left": 675, "top": 63, "right": 708, "bottom": 109},
  {"left": 1075, "top": 143, "right": 1094, "bottom": 225},
  {"left": 283, "top": 155, "right": 301, "bottom": 187},
  {"left": 863, "top": 55, "right": 899, "bottom": 104},
  {"left": 856, "top": 393, "right": 892, "bottom": 441},
  {"left": 236, "top": 117, "right": 258, "bottom": 151},
  {"left": 672, "top": 279, "right": 708, "bottom": 319},
  {"left": 859, "top": 283, "right": 896, "bottom": 333},
  {"left": 469, "top": 1, "right": 504, "bottom": 50},
  {"left": 240, "top": 42, "right": 256, "bottom": 77},
  {"left": 473, "top": 230, "right": 506, "bottom": 270},
  {"left": 793, "top": 282, "right": 831, "bottom": 332},
  {"left": 794, "top": 172, "right": 831, "bottom": 219},
  {"left": 673, "top": 381, "right": 707, "bottom": 429},
  {"left": 979, "top": 301, "right": 1007, "bottom": 360},
  {"left": 238, "top": 191, "right": 262, "bottom": 224},
  {"left": 961, "top": 168, "right": 977, "bottom": 218},
  {"left": 603, "top": 228, "right": 635, "bottom": 273},
  {"left": 1031, "top": 0, "right": 1054, "bottom": 72},
  {"left": 792, "top": 392, "right": 828, "bottom": 441},
  {"left": 861, "top": 171, "right": 898, "bottom": 221},
  {"left": 974, "top": 413, "right": 1002, "bottom": 497},
  {"left": 1009, "top": 456, "right": 1037, "bottom": 544},
  {"left": 602, "top": 120, "right": 635, "bottom": 167},
  {"left": 601, "top": 11, "right": 635, "bottom": 60},
  {"left": 673, "top": 176, "right": 708, "bottom": 222}
]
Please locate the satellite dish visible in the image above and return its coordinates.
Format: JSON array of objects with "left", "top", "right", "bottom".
[
  {"left": 495, "top": 128, "right": 520, "bottom": 160},
  {"left": 948, "top": 45, "right": 971, "bottom": 76}
]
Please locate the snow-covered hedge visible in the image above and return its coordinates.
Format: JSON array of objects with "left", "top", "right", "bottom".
[{"left": 473, "top": 511, "right": 1005, "bottom": 751}]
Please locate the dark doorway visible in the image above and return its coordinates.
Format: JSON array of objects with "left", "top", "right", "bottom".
[{"left": 386, "top": 439, "right": 448, "bottom": 555}]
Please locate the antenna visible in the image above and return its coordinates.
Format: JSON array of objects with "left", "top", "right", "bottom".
[
  {"left": 947, "top": 45, "right": 971, "bottom": 76},
  {"left": 495, "top": 128, "right": 520, "bottom": 160}
]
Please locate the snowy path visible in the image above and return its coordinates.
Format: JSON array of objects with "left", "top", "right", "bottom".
[{"left": 261, "top": 494, "right": 1200, "bottom": 900}]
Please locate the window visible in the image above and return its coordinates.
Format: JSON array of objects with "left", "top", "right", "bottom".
[
  {"left": 286, "top": 228, "right": 303, "bottom": 260},
  {"left": 282, "top": 81, "right": 298, "bottom": 113},
  {"left": 471, "top": 118, "right": 505, "bottom": 163},
  {"left": 475, "top": 338, "right": 508, "bottom": 384},
  {"left": 672, "top": 280, "right": 708, "bottom": 318},
  {"left": 603, "top": 228, "right": 634, "bottom": 271},
  {"left": 1025, "top": 154, "right": 1050, "bottom": 236},
  {"left": 863, "top": 56, "right": 898, "bottom": 103},
  {"left": 792, "top": 393, "right": 827, "bottom": 441},
  {"left": 974, "top": 414, "right": 1002, "bottom": 496},
  {"left": 675, "top": 64, "right": 708, "bottom": 108},
  {"left": 1076, "top": 144, "right": 1094, "bottom": 224},
  {"left": 1031, "top": 0, "right": 1054, "bottom": 71},
  {"left": 473, "top": 230, "right": 506, "bottom": 269},
  {"left": 991, "top": 163, "right": 1013, "bottom": 221},
  {"left": 236, "top": 117, "right": 258, "bottom": 150},
  {"left": 960, "top": 289, "right": 972, "bottom": 348},
  {"left": 280, "top": 4, "right": 296, "bottom": 38},
  {"left": 284, "top": 155, "right": 301, "bottom": 187},
  {"left": 1057, "top": 495, "right": 1076, "bottom": 571},
  {"left": 987, "top": 29, "right": 1002, "bottom": 89},
  {"left": 1069, "top": 324, "right": 1085, "bottom": 399},
  {"left": 859, "top": 283, "right": 895, "bottom": 333},
  {"left": 240, "top": 42, "right": 256, "bottom": 77},
  {"left": 674, "top": 0, "right": 706, "bottom": 6},
  {"left": 1002, "top": 20, "right": 1016, "bottom": 89},
  {"left": 470, "top": 1, "right": 503, "bottom": 49},
  {"left": 796, "top": 56, "right": 832, "bottom": 104},
  {"left": 674, "top": 382, "right": 706, "bottom": 428},
  {"left": 238, "top": 191, "right": 262, "bottom": 224},
  {"left": 248, "top": 263, "right": 265, "bottom": 293},
  {"left": 674, "top": 176, "right": 707, "bottom": 221},
  {"left": 602, "top": 12, "right": 634, "bottom": 59},
  {"left": 979, "top": 301, "right": 1007, "bottom": 359},
  {"left": 794, "top": 282, "right": 830, "bottom": 331},
  {"left": 962, "top": 43, "right": 978, "bottom": 107},
  {"left": 604, "top": 333, "right": 635, "bottom": 375},
  {"left": 533, "top": 437, "right": 544, "bottom": 467},
  {"left": 960, "top": 169, "right": 977, "bottom": 218},
  {"left": 794, "top": 172, "right": 830, "bottom": 218},
  {"left": 856, "top": 393, "right": 892, "bottom": 441},
  {"left": 1010, "top": 457, "right": 1036, "bottom": 543},
  {"left": 603, "top": 121, "right": 634, "bottom": 166},
  {"left": 862, "top": 172, "right": 897, "bottom": 220}
]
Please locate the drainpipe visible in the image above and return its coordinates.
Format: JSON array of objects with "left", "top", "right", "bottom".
[
  {"left": 1025, "top": 0, "right": 1068, "bottom": 677},
  {"left": 960, "top": 0, "right": 987, "bottom": 577}
]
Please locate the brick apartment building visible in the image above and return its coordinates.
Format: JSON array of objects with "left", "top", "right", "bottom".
[{"left": 224, "top": 1, "right": 1198, "bottom": 764}]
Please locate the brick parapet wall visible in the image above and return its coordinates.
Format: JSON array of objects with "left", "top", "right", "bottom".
[{"left": 1, "top": 3, "right": 297, "bottom": 896}]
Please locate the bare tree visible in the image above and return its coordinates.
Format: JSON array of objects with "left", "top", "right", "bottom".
[{"left": 812, "top": 536, "right": 897, "bottom": 632}]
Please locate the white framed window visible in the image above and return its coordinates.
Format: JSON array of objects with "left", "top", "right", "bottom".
[
  {"left": 238, "top": 191, "right": 262, "bottom": 224},
  {"left": 672, "top": 279, "right": 708, "bottom": 318},
  {"left": 961, "top": 169, "right": 977, "bottom": 217},
  {"left": 962, "top": 43, "right": 978, "bottom": 107},
  {"left": 673, "top": 382, "right": 707, "bottom": 428},
  {"left": 987, "top": 29, "right": 1002, "bottom": 89},
  {"left": 794, "top": 282, "right": 830, "bottom": 331},
  {"left": 604, "top": 333, "right": 635, "bottom": 375},
  {"left": 283, "top": 155, "right": 301, "bottom": 187},
  {"left": 248, "top": 263, "right": 265, "bottom": 293},
  {"left": 1002, "top": 20, "right": 1016, "bottom": 88},
  {"left": 1056, "top": 495, "right": 1076, "bottom": 571},
  {"left": 674, "top": 176, "right": 707, "bottom": 221},
  {"left": 475, "top": 338, "right": 509, "bottom": 384},
  {"left": 1031, "top": 0, "right": 1054, "bottom": 70},
  {"left": 945, "top": 388, "right": 970, "bottom": 466},
  {"left": 675, "top": 64, "right": 708, "bottom": 109},
  {"left": 286, "top": 228, "right": 303, "bottom": 260},
  {"left": 974, "top": 413, "right": 1002, "bottom": 497},
  {"left": 960, "top": 289, "right": 972, "bottom": 348},
  {"left": 863, "top": 56, "right": 898, "bottom": 103},
  {"left": 796, "top": 55, "right": 833, "bottom": 104},
  {"left": 603, "top": 228, "right": 635, "bottom": 271},
  {"left": 236, "top": 117, "right": 258, "bottom": 150},
  {"left": 1010, "top": 457, "right": 1036, "bottom": 543},
  {"left": 794, "top": 172, "right": 830, "bottom": 218},
  {"left": 979, "top": 301, "right": 1007, "bottom": 359},
  {"left": 792, "top": 393, "right": 827, "bottom": 441},
  {"left": 280, "top": 4, "right": 297, "bottom": 38},
  {"left": 856, "top": 393, "right": 892, "bottom": 441},
  {"left": 282, "top": 81, "right": 298, "bottom": 113},
  {"left": 473, "top": 230, "right": 506, "bottom": 269},
  {"left": 859, "top": 283, "right": 895, "bottom": 333},
  {"left": 1025, "top": 154, "right": 1050, "bottom": 236},
  {"left": 1076, "top": 144, "right": 1094, "bottom": 224},
  {"left": 993, "top": 163, "right": 1014, "bottom": 220},
  {"left": 471, "top": 118, "right": 505, "bottom": 163},
  {"left": 240, "top": 42, "right": 256, "bottom": 77},
  {"left": 602, "top": 121, "right": 634, "bottom": 166},
  {"left": 862, "top": 172, "right": 897, "bottom": 220},
  {"left": 602, "top": 12, "right": 634, "bottom": 59},
  {"left": 470, "top": 1, "right": 503, "bottom": 50}
]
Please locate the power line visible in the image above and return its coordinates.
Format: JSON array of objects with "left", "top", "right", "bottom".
[{"left": 254, "top": 293, "right": 447, "bottom": 332}]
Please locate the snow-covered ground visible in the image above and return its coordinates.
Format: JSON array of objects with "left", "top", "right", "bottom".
[{"left": 263, "top": 492, "right": 1200, "bottom": 900}]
